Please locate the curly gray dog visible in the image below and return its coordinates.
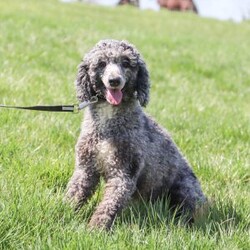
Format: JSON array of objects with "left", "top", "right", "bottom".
[{"left": 65, "top": 39, "right": 206, "bottom": 230}]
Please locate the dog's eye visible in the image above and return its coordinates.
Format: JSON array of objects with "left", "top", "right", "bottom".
[
  {"left": 122, "top": 60, "right": 130, "bottom": 68},
  {"left": 98, "top": 61, "right": 106, "bottom": 68}
]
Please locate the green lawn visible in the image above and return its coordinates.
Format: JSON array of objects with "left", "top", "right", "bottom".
[{"left": 0, "top": 0, "right": 249, "bottom": 249}]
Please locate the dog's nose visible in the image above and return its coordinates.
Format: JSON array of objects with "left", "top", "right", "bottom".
[{"left": 109, "top": 76, "right": 121, "bottom": 87}]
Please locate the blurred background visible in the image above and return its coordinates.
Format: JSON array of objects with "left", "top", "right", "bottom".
[{"left": 61, "top": 0, "right": 250, "bottom": 22}]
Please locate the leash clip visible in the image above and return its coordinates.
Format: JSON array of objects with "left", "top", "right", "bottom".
[{"left": 73, "top": 96, "right": 98, "bottom": 113}]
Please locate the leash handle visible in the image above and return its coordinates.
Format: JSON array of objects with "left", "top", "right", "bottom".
[{"left": 0, "top": 96, "right": 98, "bottom": 114}]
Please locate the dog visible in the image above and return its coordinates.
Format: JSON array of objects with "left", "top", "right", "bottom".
[{"left": 65, "top": 39, "right": 206, "bottom": 230}]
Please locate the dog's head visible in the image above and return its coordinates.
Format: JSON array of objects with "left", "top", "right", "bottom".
[{"left": 76, "top": 39, "right": 150, "bottom": 107}]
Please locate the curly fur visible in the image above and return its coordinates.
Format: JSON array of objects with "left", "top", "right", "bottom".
[{"left": 65, "top": 39, "right": 206, "bottom": 230}]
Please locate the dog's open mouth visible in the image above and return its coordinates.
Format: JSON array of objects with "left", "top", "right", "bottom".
[{"left": 106, "top": 88, "right": 123, "bottom": 106}]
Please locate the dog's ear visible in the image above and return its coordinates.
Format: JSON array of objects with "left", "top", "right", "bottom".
[
  {"left": 75, "top": 60, "right": 94, "bottom": 102},
  {"left": 136, "top": 58, "right": 150, "bottom": 107}
]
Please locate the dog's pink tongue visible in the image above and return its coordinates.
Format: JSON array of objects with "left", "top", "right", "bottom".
[{"left": 106, "top": 89, "right": 123, "bottom": 105}]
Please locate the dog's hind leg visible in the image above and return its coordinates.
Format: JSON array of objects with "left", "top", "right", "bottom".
[{"left": 168, "top": 170, "right": 206, "bottom": 223}]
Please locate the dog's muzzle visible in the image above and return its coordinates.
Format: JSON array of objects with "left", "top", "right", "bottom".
[{"left": 102, "top": 64, "right": 125, "bottom": 105}]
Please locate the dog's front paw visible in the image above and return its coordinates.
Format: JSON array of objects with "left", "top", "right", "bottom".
[
  {"left": 64, "top": 188, "right": 86, "bottom": 212},
  {"left": 88, "top": 214, "right": 113, "bottom": 231}
]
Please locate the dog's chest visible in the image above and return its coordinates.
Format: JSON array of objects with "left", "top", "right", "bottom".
[
  {"left": 95, "top": 140, "right": 119, "bottom": 175},
  {"left": 96, "top": 103, "right": 116, "bottom": 122}
]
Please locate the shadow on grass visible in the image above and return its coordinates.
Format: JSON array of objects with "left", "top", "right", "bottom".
[
  {"left": 116, "top": 196, "right": 248, "bottom": 236},
  {"left": 194, "top": 198, "right": 249, "bottom": 235},
  {"left": 117, "top": 197, "right": 192, "bottom": 232}
]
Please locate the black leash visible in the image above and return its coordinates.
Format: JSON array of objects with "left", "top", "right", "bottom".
[{"left": 0, "top": 96, "right": 98, "bottom": 114}]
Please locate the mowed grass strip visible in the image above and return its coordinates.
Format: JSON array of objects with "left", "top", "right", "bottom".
[{"left": 0, "top": 0, "right": 249, "bottom": 249}]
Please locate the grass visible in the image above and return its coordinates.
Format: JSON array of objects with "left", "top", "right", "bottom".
[{"left": 0, "top": 0, "right": 249, "bottom": 249}]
